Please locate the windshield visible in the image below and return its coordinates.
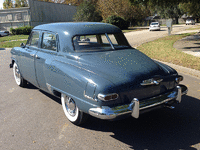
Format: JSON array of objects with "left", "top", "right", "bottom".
[{"left": 73, "top": 33, "right": 130, "bottom": 52}]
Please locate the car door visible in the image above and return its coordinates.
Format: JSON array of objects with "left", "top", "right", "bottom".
[
  {"left": 18, "top": 30, "right": 40, "bottom": 87},
  {"left": 34, "top": 31, "right": 58, "bottom": 91}
]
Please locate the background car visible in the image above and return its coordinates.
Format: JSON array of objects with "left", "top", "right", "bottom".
[
  {"left": 186, "top": 19, "right": 195, "bottom": 25},
  {"left": 10, "top": 22, "right": 187, "bottom": 125},
  {"left": 0, "top": 30, "right": 9, "bottom": 37},
  {"left": 149, "top": 22, "right": 160, "bottom": 31}
]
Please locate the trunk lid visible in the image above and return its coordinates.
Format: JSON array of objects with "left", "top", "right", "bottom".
[{"left": 78, "top": 49, "right": 175, "bottom": 102}]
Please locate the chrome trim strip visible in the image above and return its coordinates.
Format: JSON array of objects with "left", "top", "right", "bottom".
[
  {"left": 83, "top": 90, "right": 97, "bottom": 102},
  {"left": 140, "top": 78, "right": 163, "bottom": 86},
  {"left": 46, "top": 83, "right": 53, "bottom": 94}
]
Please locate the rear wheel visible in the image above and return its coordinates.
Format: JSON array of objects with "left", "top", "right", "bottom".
[
  {"left": 13, "top": 62, "right": 27, "bottom": 87},
  {"left": 61, "top": 93, "right": 88, "bottom": 125}
]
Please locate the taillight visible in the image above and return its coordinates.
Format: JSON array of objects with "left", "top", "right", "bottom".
[{"left": 98, "top": 93, "right": 119, "bottom": 101}]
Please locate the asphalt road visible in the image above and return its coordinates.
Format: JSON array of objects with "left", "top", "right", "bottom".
[
  {"left": 125, "top": 24, "right": 200, "bottom": 47},
  {"left": 1, "top": 25, "right": 200, "bottom": 150}
]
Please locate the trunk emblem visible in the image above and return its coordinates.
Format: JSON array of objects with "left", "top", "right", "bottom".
[{"left": 140, "top": 78, "right": 163, "bottom": 86}]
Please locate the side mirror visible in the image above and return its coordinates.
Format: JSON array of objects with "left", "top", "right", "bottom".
[{"left": 20, "top": 43, "right": 25, "bottom": 48}]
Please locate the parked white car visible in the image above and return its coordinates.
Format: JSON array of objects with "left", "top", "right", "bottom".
[
  {"left": 0, "top": 31, "right": 9, "bottom": 37},
  {"left": 149, "top": 22, "right": 160, "bottom": 31},
  {"left": 186, "top": 19, "right": 195, "bottom": 25}
]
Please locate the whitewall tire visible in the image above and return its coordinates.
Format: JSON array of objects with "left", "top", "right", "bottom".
[
  {"left": 13, "top": 62, "right": 27, "bottom": 87},
  {"left": 61, "top": 93, "right": 88, "bottom": 125}
]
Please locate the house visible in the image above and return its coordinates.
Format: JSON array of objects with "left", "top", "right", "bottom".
[{"left": 0, "top": 0, "right": 77, "bottom": 31}]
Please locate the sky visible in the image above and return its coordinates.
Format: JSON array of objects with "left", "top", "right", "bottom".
[{"left": 0, "top": 0, "right": 3, "bottom": 9}]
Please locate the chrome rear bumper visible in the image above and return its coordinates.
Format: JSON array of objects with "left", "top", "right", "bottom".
[{"left": 89, "top": 85, "right": 188, "bottom": 120}]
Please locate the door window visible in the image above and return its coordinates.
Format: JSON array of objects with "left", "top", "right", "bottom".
[
  {"left": 26, "top": 31, "right": 40, "bottom": 47},
  {"left": 41, "top": 32, "right": 57, "bottom": 51}
]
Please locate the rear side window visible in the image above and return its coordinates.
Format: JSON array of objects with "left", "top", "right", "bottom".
[
  {"left": 26, "top": 31, "right": 40, "bottom": 47},
  {"left": 41, "top": 32, "right": 57, "bottom": 51}
]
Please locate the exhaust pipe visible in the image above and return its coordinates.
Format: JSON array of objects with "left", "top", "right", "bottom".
[{"left": 164, "top": 103, "right": 175, "bottom": 109}]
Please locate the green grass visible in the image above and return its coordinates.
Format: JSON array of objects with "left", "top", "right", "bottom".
[
  {"left": 0, "top": 40, "right": 27, "bottom": 48},
  {"left": 0, "top": 35, "right": 28, "bottom": 42},
  {"left": 137, "top": 33, "right": 200, "bottom": 71},
  {"left": 0, "top": 35, "right": 28, "bottom": 48}
]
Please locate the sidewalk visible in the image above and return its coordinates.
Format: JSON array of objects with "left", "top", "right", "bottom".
[
  {"left": 165, "top": 29, "right": 200, "bottom": 78},
  {"left": 173, "top": 31, "right": 200, "bottom": 57}
]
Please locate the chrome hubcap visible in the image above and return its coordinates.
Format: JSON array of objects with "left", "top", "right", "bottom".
[
  {"left": 14, "top": 65, "right": 20, "bottom": 83},
  {"left": 65, "top": 97, "right": 76, "bottom": 116}
]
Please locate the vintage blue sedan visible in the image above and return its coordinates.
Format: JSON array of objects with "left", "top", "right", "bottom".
[{"left": 10, "top": 22, "right": 188, "bottom": 125}]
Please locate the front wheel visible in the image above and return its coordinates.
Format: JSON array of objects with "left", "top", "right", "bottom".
[
  {"left": 13, "top": 62, "right": 27, "bottom": 87},
  {"left": 61, "top": 93, "right": 88, "bottom": 125}
]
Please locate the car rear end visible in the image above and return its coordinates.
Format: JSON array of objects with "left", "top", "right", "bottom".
[
  {"left": 186, "top": 19, "right": 195, "bottom": 25},
  {"left": 149, "top": 22, "right": 160, "bottom": 31}
]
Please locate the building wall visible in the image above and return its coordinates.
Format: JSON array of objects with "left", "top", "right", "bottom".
[
  {"left": 0, "top": 7, "right": 30, "bottom": 30},
  {"left": 29, "top": 0, "right": 77, "bottom": 27},
  {"left": 0, "top": 0, "right": 77, "bottom": 31}
]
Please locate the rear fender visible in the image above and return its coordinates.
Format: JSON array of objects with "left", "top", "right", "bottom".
[{"left": 44, "top": 60, "right": 118, "bottom": 113}]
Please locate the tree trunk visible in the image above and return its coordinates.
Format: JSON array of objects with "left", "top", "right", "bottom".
[{"left": 175, "top": 17, "right": 179, "bottom": 24}]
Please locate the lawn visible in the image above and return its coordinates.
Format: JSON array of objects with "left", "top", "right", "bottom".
[
  {"left": 0, "top": 35, "right": 28, "bottom": 48},
  {"left": 137, "top": 33, "right": 200, "bottom": 71}
]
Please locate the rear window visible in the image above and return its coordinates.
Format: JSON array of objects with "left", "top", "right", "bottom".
[
  {"left": 73, "top": 33, "right": 130, "bottom": 52},
  {"left": 151, "top": 22, "right": 159, "bottom": 25}
]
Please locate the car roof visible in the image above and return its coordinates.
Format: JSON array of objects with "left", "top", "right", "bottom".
[
  {"left": 33, "top": 22, "right": 122, "bottom": 53},
  {"left": 33, "top": 22, "right": 121, "bottom": 36}
]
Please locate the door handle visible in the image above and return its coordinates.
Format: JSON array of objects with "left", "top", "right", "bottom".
[
  {"left": 35, "top": 55, "right": 40, "bottom": 59},
  {"left": 30, "top": 54, "right": 35, "bottom": 57}
]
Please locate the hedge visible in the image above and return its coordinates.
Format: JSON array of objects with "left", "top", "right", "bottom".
[
  {"left": 10, "top": 26, "right": 33, "bottom": 35},
  {"left": 105, "top": 15, "right": 129, "bottom": 30}
]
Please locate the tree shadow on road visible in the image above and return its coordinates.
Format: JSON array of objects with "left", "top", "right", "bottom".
[
  {"left": 23, "top": 82, "right": 38, "bottom": 90},
  {"left": 82, "top": 95, "right": 200, "bottom": 150},
  {"left": 39, "top": 89, "right": 61, "bottom": 105}
]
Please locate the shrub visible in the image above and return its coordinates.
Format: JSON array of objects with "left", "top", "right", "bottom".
[
  {"left": 10, "top": 26, "right": 33, "bottom": 35},
  {"left": 105, "top": 15, "right": 129, "bottom": 29}
]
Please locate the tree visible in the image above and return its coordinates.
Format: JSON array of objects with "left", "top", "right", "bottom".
[
  {"left": 38, "top": 0, "right": 53, "bottom": 2},
  {"left": 61, "top": 0, "right": 83, "bottom": 6},
  {"left": 3, "top": 0, "right": 14, "bottom": 9},
  {"left": 106, "top": 15, "right": 129, "bottom": 29},
  {"left": 14, "top": 0, "right": 28, "bottom": 8},
  {"left": 151, "top": 4, "right": 182, "bottom": 24},
  {"left": 73, "top": 0, "right": 102, "bottom": 22},
  {"left": 179, "top": 2, "right": 200, "bottom": 22},
  {"left": 130, "top": 0, "right": 184, "bottom": 24},
  {"left": 97, "top": 0, "right": 150, "bottom": 26},
  {"left": 97, "top": 0, "right": 132, "bottom": 21}
]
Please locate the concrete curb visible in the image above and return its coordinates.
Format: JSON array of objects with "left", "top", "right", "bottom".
[{"left": 156, "top": 59, "right": 200, "bottom": 79}]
